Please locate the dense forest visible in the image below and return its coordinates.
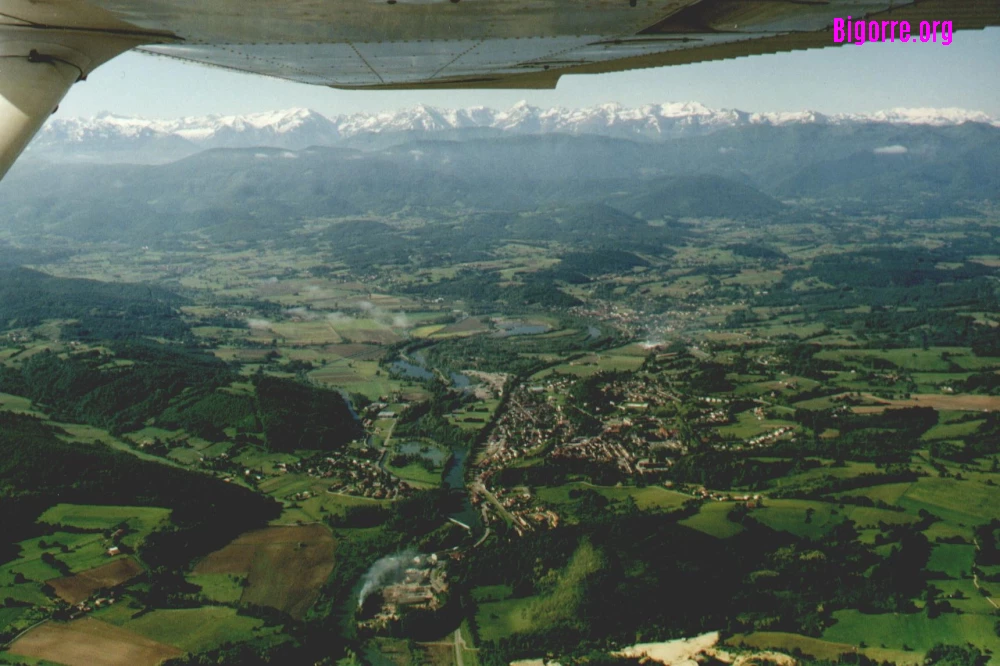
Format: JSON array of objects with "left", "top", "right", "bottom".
[{"left": 0, "top": 267, "right": 191, "bottom": 340}]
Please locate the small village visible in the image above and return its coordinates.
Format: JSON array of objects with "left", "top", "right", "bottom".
[
  {"left": 185, "top": 443, "right": 413, "bottom": 500},
  {"left": 282, "top": 451, "right": 413, "bottom": 500}
]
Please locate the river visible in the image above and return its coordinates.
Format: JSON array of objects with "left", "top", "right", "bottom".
[
  {"left": 384, "top": 353, "right": 480, "bottom": 528},
  {"left": 443, "top": 444, "right": 480, "bottom": 529}
]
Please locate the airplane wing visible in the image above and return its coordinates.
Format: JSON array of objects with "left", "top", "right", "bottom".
[
  {"left": 86, "top": 0, "right": 1000, "bottom": 90},
  {"left": 0, "top": 0, "right": 997, "bottom": 176}
]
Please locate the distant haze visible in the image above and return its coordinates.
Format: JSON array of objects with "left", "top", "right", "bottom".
[{"left": 5, "top": 113, "right": 997, "bottom": 242}]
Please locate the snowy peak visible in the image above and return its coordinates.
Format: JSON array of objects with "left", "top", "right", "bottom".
[
  {"left": 31, "top": 101, "right": 1000, "bottom": 163},
  {"left": 165, "top": 108, "right": 338, "bottom": 146},
  {"left": 41, "top": 107, "right": 338, "bottom": 148},
  {"left": 857, "top": 107, "right": 999, "bottom": 126}
]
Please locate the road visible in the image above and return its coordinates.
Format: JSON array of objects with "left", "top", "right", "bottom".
[
  {"left": 375, "top": 420, "right": 398, "bottom": 473},
  {"left": 471, "top": 481, "right": 516, "bottom": 525},
  {"left": 454, "top": 628, "right": 465, "bottom": 666},
  {"left": 3, "top": 619, "right": 49, "bottom": 650},
  {"left": 972, "top": 538, "right": 1000, "bottom": 610},
  {"left": 472, "top": 527, "right": 491, "bottom": 549}
]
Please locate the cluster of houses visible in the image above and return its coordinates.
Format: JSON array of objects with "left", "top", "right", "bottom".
[
  {"left": 739, "top": 426, "right": 795, "bottom": 450},
  {"left": 278, "top": 453, "right": 413, "bottom": 500},
  {"left": 471, "top": 486, "right": 560, "bottom": 537},
  {"left": 546, "top": 376, "right": 690, "bottom": 477},
  {"left": 551, "top": 437, "right": 637, "bottom": 475},
  {"left": 58, "top": 592, "right": 120, "bottom": 621},
  {"left": 689, "top": 487, "right": 765, "bottom": 509},
  {"left": 479, "top": 385, "right": 567, "bottom": 468},
  {"left": 471, "top": 378, "right": 690, "bottom": 534},
  {"left": 5, "top": 329, "right": 33, "bottom": 344},
  {"left": 569, "top": 302, "right": 644, "bottom": 335},
  {"left": 466, "top": 365, "right": 808, "bottom": 537}
]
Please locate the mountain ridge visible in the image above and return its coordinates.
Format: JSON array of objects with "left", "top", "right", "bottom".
[{"left": 28, "top": 102, "right": 1000, "bottom": 164}]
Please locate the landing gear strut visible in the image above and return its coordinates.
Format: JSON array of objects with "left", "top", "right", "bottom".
[{"left": 0, "top": 27, "right": 148, "bottom": 179}]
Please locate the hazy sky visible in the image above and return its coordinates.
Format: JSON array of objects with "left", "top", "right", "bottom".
[{"left": 59, "top": 28, "right": 1000, "bottom": 119}]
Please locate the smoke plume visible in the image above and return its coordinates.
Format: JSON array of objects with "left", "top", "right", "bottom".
[{"left": 358, "top": 549, "right": 419, "bottom": 608}]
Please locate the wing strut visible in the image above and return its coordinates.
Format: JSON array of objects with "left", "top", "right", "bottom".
[{"left": 0, "top": 27, "right": 149, "bottom": 178}]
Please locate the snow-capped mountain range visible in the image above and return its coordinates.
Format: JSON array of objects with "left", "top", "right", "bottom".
[{"left": 29, "top": 101, "right": 1000, "bottom": 163}]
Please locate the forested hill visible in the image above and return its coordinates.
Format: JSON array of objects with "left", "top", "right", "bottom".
[
  {"left": 0, "top": 345, "right": 362, "bottom": 449},
  {"left": 0, "top": 343, "right": 231, "bottom": 434},
  {"left": 0, "top": 267, "right": 362, "bottom": 450},
  {"left": 0, "top": 266, "right": 190, "bottom": 340},
  {"left": 0, "top": 244, "right": 71, "bottom": 268},
  {"left": 610, "top": 175, "right": 786, "bottom": 220},
  {"left": 0, "top": 411, "right": 281, "bottom": 569}
]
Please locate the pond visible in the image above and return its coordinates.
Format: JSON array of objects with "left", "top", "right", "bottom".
[
  {"left": 391, "top": 353, "right": 472, "bottom": 390},
  {"left": 396, "top": 440, "right": 450, "bottom": 466}
]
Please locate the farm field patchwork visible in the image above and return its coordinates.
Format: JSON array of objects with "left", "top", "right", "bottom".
[{"left": 1, "top": 153, "right": 1000, "bottom": 666}]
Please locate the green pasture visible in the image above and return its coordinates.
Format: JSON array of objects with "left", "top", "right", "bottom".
[
  {"left": 927, "top": 543, "right": 975, "bottom": 579},
  {"left": 679, "top": 502, "right": 745, "bottom": 539},
  {"left": 751, "top": 500, "right": 845, "bottom": 539},
  {"left": 119, "top": 606, "right": 274, "bottom": 652},
  {"left": 0, "top": 392, "right": 43, "bottom": 416},
  {"left": 384, "top": 461, "right": 441, "bottom": 487},
  {"left": 471, "top": 585, "right": 514, "bottom": 603},
  {"left": 37, "top": 504, "right": 171, "bottom": 547},
  {"left": 823, "top": 609, "right": 1000, "bottom": 658},
  {"left": 535, "top": 483, "right": 690, "bottom": 515},
  {"left": 716, "top": 412, "right": 795, "bottom": 440},
  {"left": 897, "top": 477, "right": 1000, "bottom": 525},
  {"left": 531, "top": 353, "right": 644, "bottom": 379},
  {"left": 474, "top": 597, "right": 538, "bottom": 642},
  {"left": 921, "top": 419, "right": 986, "bottom": 441},
  {"left": 190, "top": 573, "right": 247, "bottom": 604}
]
